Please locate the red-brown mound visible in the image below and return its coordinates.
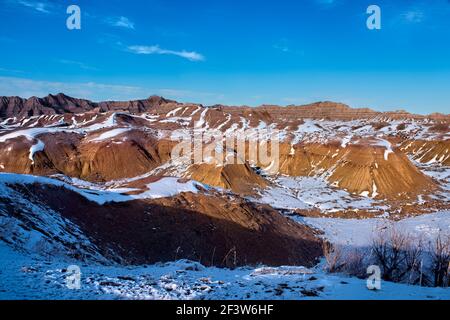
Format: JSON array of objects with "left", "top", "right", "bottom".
[
  {"left": 401, "top": 140, "right": 450, "bottom": 166},
  {"left": 275, "top": 141, "right": 437, "bottom": 200},
  {"left": 188, "top": 163, "right": 268, "bottom": 194},
  {"left": 5, "top": 182, "right": 323, "bottom": 267}
]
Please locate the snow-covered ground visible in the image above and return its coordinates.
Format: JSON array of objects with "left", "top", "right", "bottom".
[
  {"left": 3, "top": 112, "right": 447, "bottom": 149},
  {"left": 413, "top": 161, "right": 450, "bottom": 201},
  {"left": 295, "top": 210, "right": 450, "bottom": 248},
  {"left": 1, "top": 242, "right": 449, "bottom": 300},
  {"left": 1, "top": 170, "right": 449, "bottom": 299},
  {"left": 256, "top": 176, "right": 388, "bottom": 214},
  {"left": 0, "top": 173, "right": 205, "bottom": 205}
]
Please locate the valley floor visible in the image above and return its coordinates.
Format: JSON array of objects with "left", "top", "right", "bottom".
[
  {"left": 1, "top": 211, "right": 450, "bottom": 300},
  {"left": 1, "top": 172, "right": 449, "bottom": 299},
  {"left": 300, "top": 210, "right": 450, "bottom": 247}
]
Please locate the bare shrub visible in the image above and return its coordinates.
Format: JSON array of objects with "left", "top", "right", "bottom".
[
  {"left": 403, "top": 236, "right": 424, "bottom": 285},
  {"left": 429, "top": 234, "right": 450, "bottom": 288},
  {"left": 222, "top": 246, "right": 237, "bottom": 269},
  {"left": 372, "top": 229, "right": 407, "bottom": 281},
  {"left": 322, "top": 241, "right": 345, "bottom": 273},
  {"left": 342, "top": 249, "right": 368, "bottom": 278},
  {"left": 322, "top": 242, "right": 370, "bottom": 278},
  {"left": 369, "top": 232, "right": 424, "bottom": 284},
  {"left": 324, "top": 228, "right": 450, "bottom": 288}
]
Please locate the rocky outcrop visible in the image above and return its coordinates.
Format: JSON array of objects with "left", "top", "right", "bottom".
[
  {"left": 188, "top": 163, "right": 268, "bottom": 194},
  {"left": 0, "top": 94, "right": 179, "bottom": 119},
  {"left": 400, "top": 140, "right": 450, "bottom": 166},
  {"left": 273, "top": 141, "right": 437, "bottom": 200},
  {"left": 1, "top": 94, "right": 449, "bottom": 121},
  {"left": 0, "top": 94, "right": 448, "bottom": 213},
  {"left": 222, "top": 102, "right": 450, "bottom": 122},
  {"left": 0, "top": 131, "right": 175, "bottom": 182},
  {"left": 0, "top": 93, "right": 97, "bottom": 119}
]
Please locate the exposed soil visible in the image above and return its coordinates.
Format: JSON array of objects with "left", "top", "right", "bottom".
[{"left": 5, "top": 183, "right": 323, "bottom": 267}]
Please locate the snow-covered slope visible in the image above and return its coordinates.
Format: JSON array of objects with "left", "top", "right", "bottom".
[
  {"left": 0, "top": 173, "right": 204, "bottom": 205},
  {"left": 0, "top": 97, "right": 449, "bottom": 300},
  {"left": 1, "top": 241, "right": 449, "bottom": 300},
  {"left": 0, "top": 175, "right": 106, "bottom": 262}
]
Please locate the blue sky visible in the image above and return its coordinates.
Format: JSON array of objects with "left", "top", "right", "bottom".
[{"left": 0, "top": 0, "right": 449, "bottom": 114}]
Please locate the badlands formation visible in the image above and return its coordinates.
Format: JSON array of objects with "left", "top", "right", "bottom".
[{"left": 0, "top": 94, "right": 449, "bottom": 266}]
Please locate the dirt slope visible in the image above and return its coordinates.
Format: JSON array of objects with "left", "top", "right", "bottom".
[{"left": 1, "top": 181, "right": 323, "bottom": 267}]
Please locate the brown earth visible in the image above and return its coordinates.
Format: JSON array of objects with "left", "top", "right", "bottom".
[
  {"left": 0, "top": 130, "right": 269, "bottom": 194},
  {"left": 220, "top": 101, "right": 450, "bottom": 122},
  {"left": 0, "top": 132, "right": 439, "bottom": 199},
  {"left": 254, "top": 141, "right": 437, "bottom": 200},
  {"left": 0, "top": 131, "right": 176, "bottom": 182},
  {"left": 0, "top": 94, "right": 175, "bottom": 119},
  {"left": 400, "top": 140, "right": 450, "bottom": 166},
  {"left": 188, "top": 163, "right": 268, "bottom": 194},
  {"left": 1, "top": 94, "right": 449, "bottom": 122},
  {"left": 0, "top": 94, "right": 448, "bottom": 212},
  {"left": 4, "top": 182, "right": 323, "bottom": 267}
]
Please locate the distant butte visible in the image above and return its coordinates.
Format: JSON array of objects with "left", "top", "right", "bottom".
[{"left": 0, "top": 94, "right": 448, "bottom": 121}]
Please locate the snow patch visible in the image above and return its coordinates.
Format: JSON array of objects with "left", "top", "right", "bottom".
[
  {"left": 0, "top": 173, "right": 205, "bottom": 205},
  {"left": 90, "top": 128, "right": 132, "bottom": 142},
  {"left": 29, "top": 140, "right": 45, "bottom": 164}
]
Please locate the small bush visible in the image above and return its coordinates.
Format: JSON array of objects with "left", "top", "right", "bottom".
[
  {"left": 429, "top": 123, "right": 449, "bottom": 132},
  {"left": 371, "top": 228, "right": 411, "bottom": 282},
  {"left": 429, "top": 235, "right": 450, "bottom": 287},
  {"left": 323, "top": 242, "right": 345, "bottom": 273},
  {"left": 323, "top": 228, "right": 450, "bottom": 288},
  {"left": 342, "top": 249, "right": 367, "bottom": 279}
]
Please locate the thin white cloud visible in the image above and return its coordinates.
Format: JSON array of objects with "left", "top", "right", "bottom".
[
  {"left": 128, "top": 45, "right": 205, "bottom": 62},
  {"left": 58, "top": 59, "right": 98, "bottom": 71},
  {"left": 314, "top": 0, "right": 338, "bottom": 8},
  {"left": 273, "top": 39, "right": 305, "bottom": 56},
  {"left": 106, "top": 16, "right": 135, "bottom": 29},
  {"left": 401, "top": 10, "right": 425, "bottom": 23},
  {"left": 273, "top": 38, "right": 290, "bottom": 52},
  {"left": 0, "top": 76, "right": 147, "bottom": 101},
  {"left": 157, "top": 89, "right": 225, "bottom": 102},
  {"left": 0, "top": 67, "right": 24, "bottom": 74},
  {"left": 0, "top": 76, "right": 224, "bottom": 104},
  {"left": 15, "top": 0, "right": 51, "bottom": 13}
]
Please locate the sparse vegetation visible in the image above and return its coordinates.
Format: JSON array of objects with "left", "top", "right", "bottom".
[
  {"left": 371, "top": 229, "right": 425, "bottom": 283},
  {"left": 372, "top": 122, "right": 389, "bottom": 130},
  {"left": 429, "top": 123, "right": 449, "bottom": 132},
  {"left": 429, "top": 235, "right": 450, "bottom": 287},
  {"left": 323, "top": 243, "right": 367, "bottom": 279},
  {"left": 323, "top": 228, "right": 450, "bottom": 288},
  {"left": 323, "top": 241, "right": 345, "bottom": 273}
]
